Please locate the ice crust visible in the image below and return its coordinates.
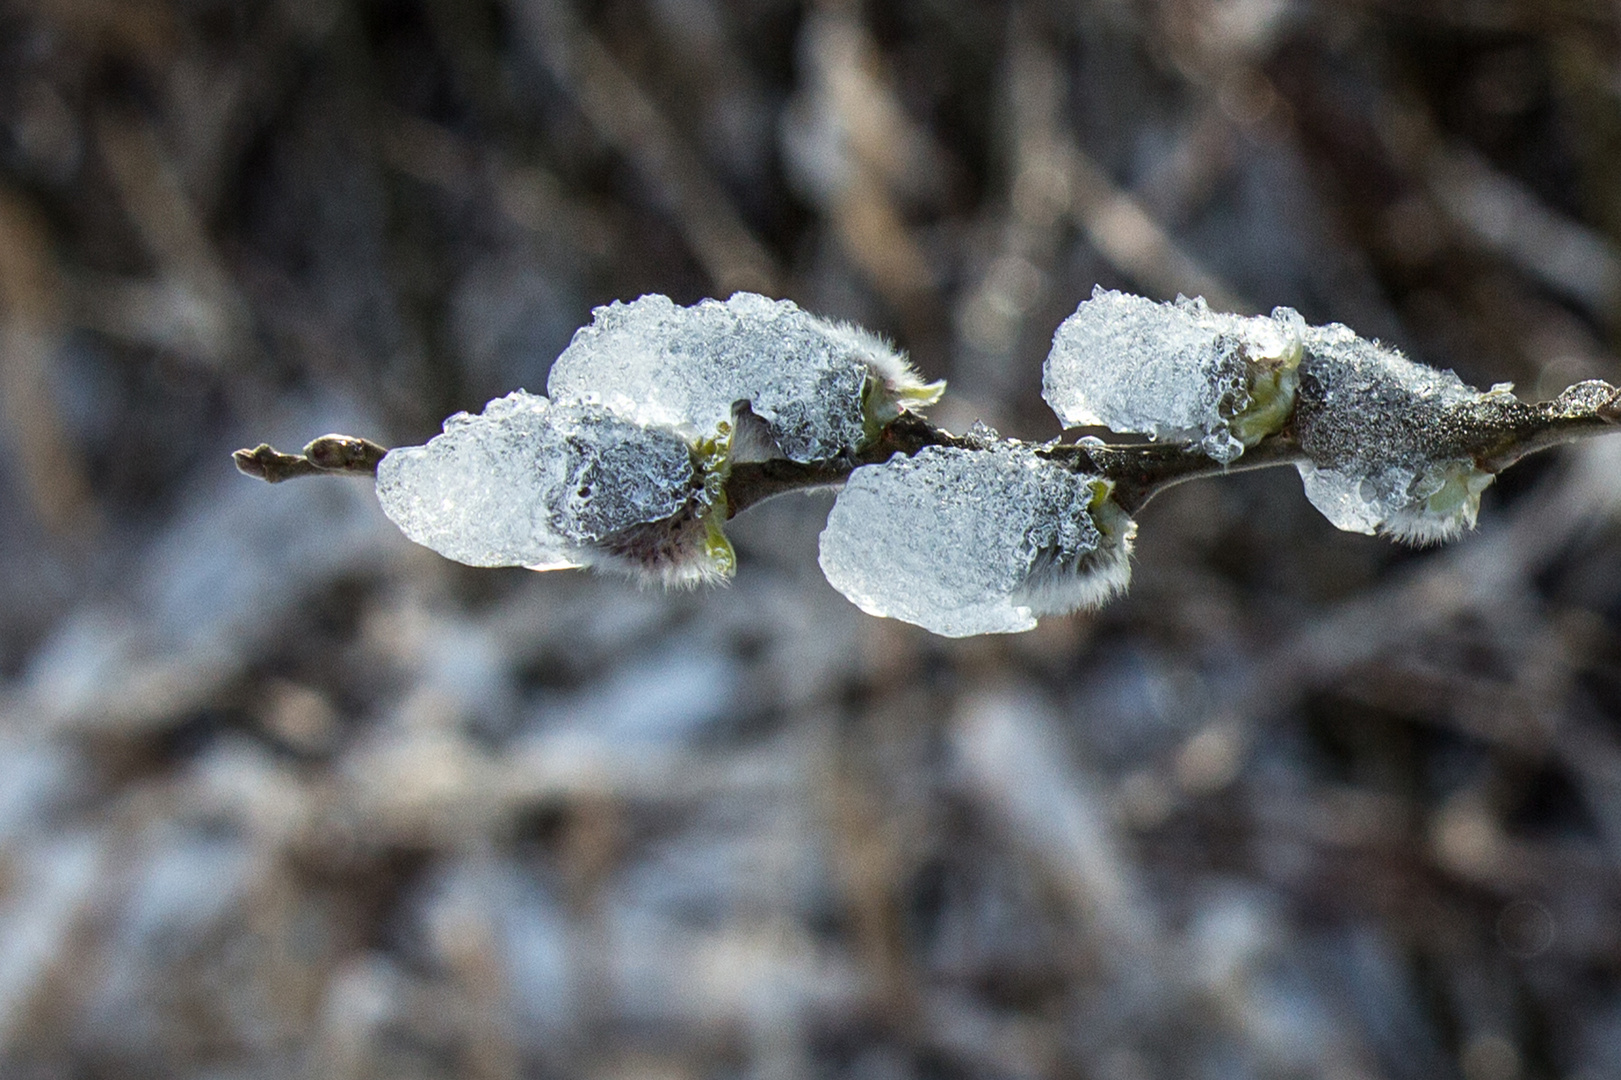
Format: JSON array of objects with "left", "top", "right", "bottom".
[
  {"left": 1044, "top": 287, "right": 1305, "bottom": 464},
  {"left": 1292, "top": 324, "right": 1492, "bottom": 542},
  {"left": 1047, "top": 287, "right": 1496, "bottom": 543},
  {"left": 547, "top": 293, "right": 929, "bottom": 463},
  {"left": 375, "top": 391, "right": 701, "bottom": 570},
  {"left": 817, "top": 445, "right": 1133, "bottom": 637}
]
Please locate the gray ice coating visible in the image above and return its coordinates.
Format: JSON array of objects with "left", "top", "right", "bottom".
[{"left": 1292, "top": 324, "right": 1493, "bottom": 542}]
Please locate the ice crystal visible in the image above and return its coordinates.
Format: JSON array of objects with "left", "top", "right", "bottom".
[
  {"left": 817, "top": 445, "right": 1134, "bottom": 637},
  {"left": 1044, "top": 287, "right": 1305, "bottom": 464},
  {"left": 375, "top": 391, "right": 727, "bottom": 582},
  {"left": 546, "top": 293, "right": 941, "bottom": 464}
]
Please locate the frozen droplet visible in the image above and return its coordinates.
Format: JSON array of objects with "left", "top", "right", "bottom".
[
  {"left": 1044, "top": 287, "right": 1304, "bottom": 464},
  {"left": 546, "top": 293, "right": 940, "bottom": 463},
  {"left": 817, "top": 445, "right": 1134, "bottom": 637},
  {"left": 375, "top": 391, "right": 714, "bottom": 577}
]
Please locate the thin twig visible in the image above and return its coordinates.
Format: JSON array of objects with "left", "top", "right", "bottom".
[
  {"left": 234, "top": 381, "right": 1621, "bottom": 521},
  {"left": 1063, "top": 437, "right": 1310, "bottom": 516},
  {"left": 1473, "top": 380, "right": 1621, "bottom": 473},
  {"left": 233, "top": 435, "right": 389, "bottom": 483},
  {"left": 723, "top": 412, "right": 975, "bottom": 516}
]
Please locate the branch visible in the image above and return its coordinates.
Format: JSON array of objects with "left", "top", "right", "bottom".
[
  {"left": 723, "top": 414, "right": 1310, "bottom": 518},
  {"left": 232, "top": 435, "right": 389, "bottom": 482},
  {"left": 1469, "top": 380, "right": 1621, "bottom": 473},
  {"left": 724, "top": 412, "right": 975, "bottom": 515},
  {"left": 234, "top": 381, "right": 1621, "bottom": 520},
  {"left": 1039, "top": 436, "right": 1309, "bottom": 516}
]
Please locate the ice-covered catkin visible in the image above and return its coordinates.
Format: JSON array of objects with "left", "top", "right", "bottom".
[
  {"left": 1045, "top": 288, "right": 1500, "bottom": 543},
  {"left": 1292, "top": 325, "right": 1496, "bottom": 543},
  {"left": 1043, "top": 287, "right": 1305, "bottom": 464},
  {"left": 817, "top": 444, "right": 1135, "bottom": 637},
  {"left": 546, "top": 293, "right": 942, "bottom": 463},
  {"left": 375, "top": 392, "right": 731, "bottom": 582}
]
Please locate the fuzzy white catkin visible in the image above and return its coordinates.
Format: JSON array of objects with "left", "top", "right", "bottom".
[
  {"left": 370, "top": 287, "right": 1515, "bottom": 634},
  {"left": 1046, "top": 287, "right": 1498, "bottom": 544},
  {"left": 1292, "top": 323, "right": 1496, "bottom": 543},
  {"left": 375, "top": 391, "right": 707, "bottom": 574},
  {"left": 546, "top": 292, "right": 940, "bottom": 463},
  {"left": 1044, "top": 287, "right": 1305, "bottom": 464},
  {"left": 817, "top": 444, "right": 1134, "bottom": 637}
]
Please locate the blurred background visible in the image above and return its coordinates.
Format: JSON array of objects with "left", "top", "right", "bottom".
[{"left": 2, "top": 0, "right": 1621, "bottom": 1077}]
